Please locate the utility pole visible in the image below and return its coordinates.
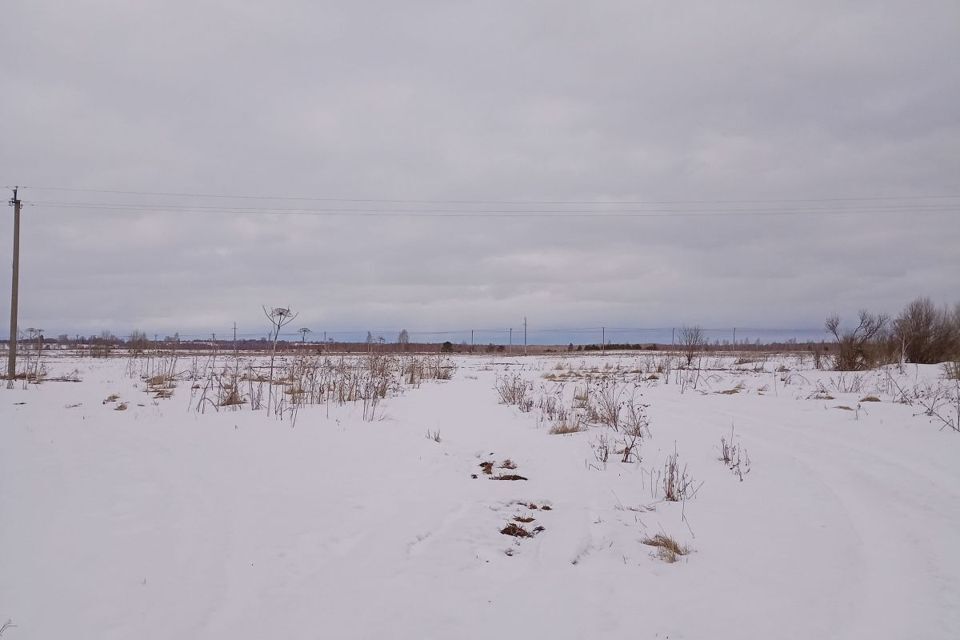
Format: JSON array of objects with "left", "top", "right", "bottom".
[
  {"left": 601, "top": 327, "right": 605, "bottom": 356},
  {"left": 7, "top": 187, "right": 21, "bottom": 388},
  {"left": 508, "top": 327, "right": 512, "bottom": 354},
  {"left": 732, "top": 327, "right": 736, "bottom": 349},
  {"left": 523, "top": 317, "right": 527, "bottom": 356},
  {"left": 470, "top": 329, "right": 474, "bottom": 347}
]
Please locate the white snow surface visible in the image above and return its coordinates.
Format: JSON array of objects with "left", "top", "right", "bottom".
[{"left": 2, "top": 353, "right": 959, "bottom": 639}]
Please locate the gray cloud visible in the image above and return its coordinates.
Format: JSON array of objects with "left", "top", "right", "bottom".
[{"left": 1, "top": 1, "right": 958, "bottom": 339}]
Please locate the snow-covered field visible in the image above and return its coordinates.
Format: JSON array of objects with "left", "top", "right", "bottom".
[{"left": 2, "top": 352, "right": 959, "bottom": 639}]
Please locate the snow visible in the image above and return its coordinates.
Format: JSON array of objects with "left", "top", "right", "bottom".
[{"left": 1, "top": 352, "right": 959, "bottom": 639}]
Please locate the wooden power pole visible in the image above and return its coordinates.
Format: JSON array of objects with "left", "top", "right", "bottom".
[
  {"left": 523, "top": 317, "right": 527, "bottom": 356},
  {"left": 7, "top": 187, "right": 21, "bottom": 388}
]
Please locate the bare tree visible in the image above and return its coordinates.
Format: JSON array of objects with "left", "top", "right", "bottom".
[
  {"left": 825, "top": 310, "right": 889, "bottom": 370},
  {"left": 299, "top": 327, "right": 312, "bottom": 344},
  {"left": 677, "top": 325, "right": 706, "bottom": 366},
  {"left": 263, "top": 306, "right": 298, "bottom": 415},
  {"left": 398, "top": 328, "right": 410, "bottom": 346},
  {"left": 895, "top": 297, "right": 958, "bottom": 364},
  {"left": 129, "top": 329, "right": 149, "bottom": 353}
]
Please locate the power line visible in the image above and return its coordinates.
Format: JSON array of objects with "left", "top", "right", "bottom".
[
  {"left": 22, "top": 200, "right": 960, "bottom": 219},
  {"left": 17, "top": 184, "right": 960, "bottom": 205}
]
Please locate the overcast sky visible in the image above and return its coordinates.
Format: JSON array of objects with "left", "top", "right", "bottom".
[{"left": 1, "top": 1, "right": 958, "bottom": 340}]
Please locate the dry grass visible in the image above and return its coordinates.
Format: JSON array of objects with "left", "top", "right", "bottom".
[
  {"left": 548, "top": 418, "right": 585, "bottom": 435},
  {"left": 860, "top": 395, "right": 881, "bottom": 402},
  {"left": 642, "top": 533, "right": 689, "bottom": 563},
  {"left": 479, "top": 461, "right": 494, "bottom": 475},
  {"left": 717, "top": 384, "right": 745, "bottom": 395},
  {"left": 219, "top": 387, "right": 243, "bottom": 405},
  {"left": 491, "top": 474, "right": 528, "bottom": 481},
  {"left": 146, "top": 373, "right": 175, "bottom": 387}
]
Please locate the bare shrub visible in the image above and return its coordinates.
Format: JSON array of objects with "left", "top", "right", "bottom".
[
  {"left": 916, "top": 380, "right": 960, "bottom": 433},
  {"left": 829, "top": 373, "right": 865, "bottom": 394},
  {"left": 662, "top": 446, "right": 700, "bottom": 501},
  {"left": 496, "top": 374, "right": 529, "bottom": 407},
  {"left": 537, "top": 391, "right": 565, "bottom": 421},
  {"left": 825, "top": 310, "right": 889, "bottom": 371},
  {"left": 719, "top": 425, "right": 751, "bottom": 481},
  {"left": 895, "top": 297, "right": 959, "bottom": 364},
  {"left": 591, "top": 433, "right": 611, "bottom": 465},
  {"left": 591, "top": 381, "right": 623, "bottom": 429},
  {"left": 426, "top": 354, "right": 455, "bottom": 380},
  {"left": 618, "top": 396, "right": 650, "bottom": 463}
]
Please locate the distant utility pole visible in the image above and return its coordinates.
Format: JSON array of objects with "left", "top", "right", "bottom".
[
  {"left": 233, "top": 322, "right": 238, "bottom": 356},
  {"left": 523, "top": 317, "right": 527, "bottom": 356},
  {"left": 732, "top": 327, "right": 736, "bottom": 349},
  {"left": 508, "top": 327, "right": 513, "bottom": 354},
  {"left": 601, "top": 327, "right": 605, "bottom": 356},
  {"left": 470, "top": 329, "right": 474, "bottom": 347},
  {"left": 7, "top": 187, "right": 21, "bottom": 389}
]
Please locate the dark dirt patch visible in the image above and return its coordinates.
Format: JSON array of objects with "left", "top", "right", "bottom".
[
  {"left": 501, "top": 522, "right": 532, "bottom": 537},
  {"left": 491, "top": 474, "right": 528, "bottom": 481}
]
